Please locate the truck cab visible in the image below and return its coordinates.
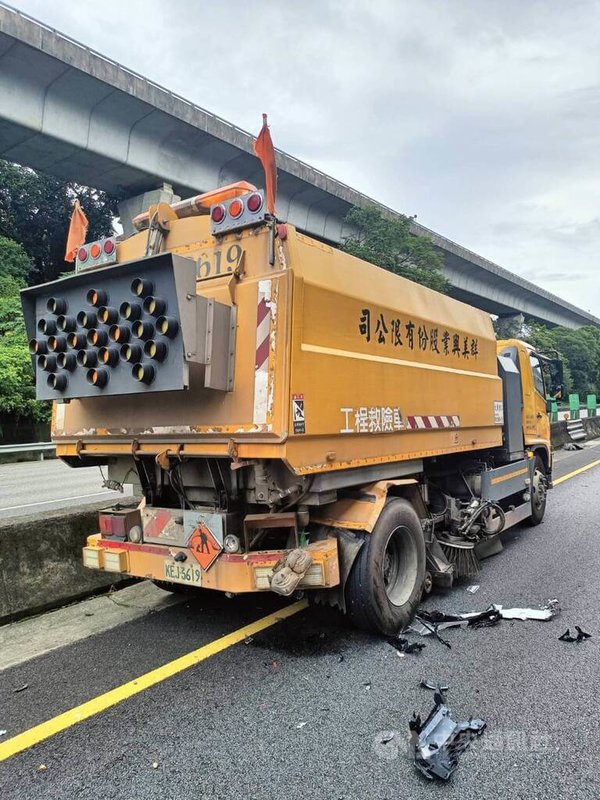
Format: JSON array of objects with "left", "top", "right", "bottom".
[{"left": 498, "top": 339, "right": 553, "bottom": 476}]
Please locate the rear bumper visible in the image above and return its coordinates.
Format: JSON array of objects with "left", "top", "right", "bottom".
[{"left": 83, "top": 535, "right": 340, "bottom": 593}]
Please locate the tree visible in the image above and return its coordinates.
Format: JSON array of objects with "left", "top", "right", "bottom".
[
  {"left": 522, "top": 321, "right": 600, "bottom": 398},
  {"left": 0, "top": 236, "right": 48, "bottom": 421},
  {"left": 554, "top": 326, "right": 600, "bottom": 396},
  {"left": 0, "top": 160, "right": 119, "bottom": 285},
  {"left": 341, "top": 205, "right": 450, "bottom": 293}
]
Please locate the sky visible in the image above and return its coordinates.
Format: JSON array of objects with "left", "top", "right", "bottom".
[{"left": 8, "top": 0, "right": 600, "bottom": 315}]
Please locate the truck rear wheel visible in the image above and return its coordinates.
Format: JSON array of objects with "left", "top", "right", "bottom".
[
  {"left": 345, "top": 498, "right": 426, "bottom": 635},
  {"left": 526, "top": 455, "right": 547, "bottom": 526}
]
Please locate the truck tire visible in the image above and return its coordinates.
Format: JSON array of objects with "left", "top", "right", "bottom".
[
  {"left": 526, "top": 455, "right": 547, "bottom": 526},
  {"left": 345, "top": 498, "right": 426, "bottom": 635}
]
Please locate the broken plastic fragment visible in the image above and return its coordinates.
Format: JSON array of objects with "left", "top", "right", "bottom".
[
  {"left": 420, "top": 679, "right": 450, "bottom": 693},
  {"left": 410, "top": 600, "right": 559, "bottom": 641},
  {"left": 466, "top": 585, "right": 480, "bottom": 594},
  {"left": 386, "top": 637, "right": 426, "bottom": 654},
  {"left": 559, "top": 626, "right": 591, "bottom": 643},
  {"left": 410, "top": 693, "right": 486, "bottom": 781}
]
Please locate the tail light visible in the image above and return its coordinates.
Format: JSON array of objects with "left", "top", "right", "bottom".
[
  {"left": 103, "top": 239, "right": 115, "bottom": 255},
  {"left": 90, "top": 243, "right": 102, "bottom": 259},
  {"left": 78, "top": 247, "right": 88, "bottom": 263}
]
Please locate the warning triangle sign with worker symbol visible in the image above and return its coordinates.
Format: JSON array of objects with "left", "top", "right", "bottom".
[{"left": 188, "top": 520, "right": 223, "bottom": 570}]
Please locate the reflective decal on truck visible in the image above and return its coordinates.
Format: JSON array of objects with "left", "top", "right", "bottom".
[{"left": 340, "top": 408, "right": 460, "bottom": 434}]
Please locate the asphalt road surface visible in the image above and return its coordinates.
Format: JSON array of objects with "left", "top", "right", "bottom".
[
  {"left": 1, "top": 444, "right": 599, "bottom": 799},
  {"left": 0, "top": 459, "right": 131, "bottom": 518}
]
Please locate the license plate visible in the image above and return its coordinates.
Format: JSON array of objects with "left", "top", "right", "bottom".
[{"left": 163, "top": 560, "right": 202, "bottom": 587}]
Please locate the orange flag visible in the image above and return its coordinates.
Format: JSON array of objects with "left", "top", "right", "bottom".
[
  {"left": 64, "top": 199, "right": 89, "bottom": 262},
  {"left": 253, "top": 113, "right": 277, "bottom": 215}
]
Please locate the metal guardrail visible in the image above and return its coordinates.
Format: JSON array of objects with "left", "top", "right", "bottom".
[{"left": 0, "top": 442, "right": 56, "bottom": 460}]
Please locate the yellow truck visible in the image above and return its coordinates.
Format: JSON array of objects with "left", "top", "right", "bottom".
[{"left": 22, "top": 181, "right": 556, "bottom": 634}]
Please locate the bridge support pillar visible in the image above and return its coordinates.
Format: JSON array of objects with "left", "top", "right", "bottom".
[
  {"left": 494, "top": 312, "right": 525, "bottom": 339},
  {"left": 118, "top": 184, "right": 181, "bottom": 237}
]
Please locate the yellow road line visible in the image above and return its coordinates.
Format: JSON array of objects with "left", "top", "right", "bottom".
[
  {"left": 0, "top": 599, "right": 307, "bottom": 763},
  {"left": 553, "top": 458, "right": 600, "bottom": 486}
]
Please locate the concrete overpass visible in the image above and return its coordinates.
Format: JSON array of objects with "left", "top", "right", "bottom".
[{"left": 0, "top": 2, "right": 598, "bottom": 330}]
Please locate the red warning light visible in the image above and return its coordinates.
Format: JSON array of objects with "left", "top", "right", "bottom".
[
  {"left": 247, "top": 193, "right": 263, "bottom": 213},
  {"left": 211, "top": 205, "right": 225, "bottom": 224}
]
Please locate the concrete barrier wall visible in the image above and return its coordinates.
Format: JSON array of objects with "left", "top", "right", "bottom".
[
  {"left": 551, "top": 416, "right": 600, "bottom": 450},
  {"left": 0, "top": 502, "right": 126, "bottom": 624}
]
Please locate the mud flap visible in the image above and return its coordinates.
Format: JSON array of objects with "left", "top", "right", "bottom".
[{"left": 310, "top": 528, "right": 364, "bottom": 612}]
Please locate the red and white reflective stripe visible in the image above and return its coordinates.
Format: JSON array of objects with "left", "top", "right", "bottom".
[
  {"left": 255, "top": 295, "right": 270, "bottom": 370},
  {"left": 405, "top": 415, "right": 460, "bottom": 430},
  {"left": 253, "top": 280, "right": 272, "bottom": 425}
]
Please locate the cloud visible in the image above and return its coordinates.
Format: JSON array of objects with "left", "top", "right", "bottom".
[{"left": 10, "top": 0, "right": 600, "bottom": 315}]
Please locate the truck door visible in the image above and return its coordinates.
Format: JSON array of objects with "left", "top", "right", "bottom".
[{"left": 526, "top": 352, "right": 550, "bottom": 444}]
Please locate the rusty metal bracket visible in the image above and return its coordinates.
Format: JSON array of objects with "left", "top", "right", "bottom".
[{"left": 243, "top": 512, "right": 298, "bottom": 552}]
